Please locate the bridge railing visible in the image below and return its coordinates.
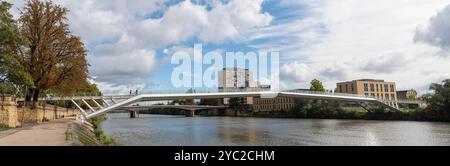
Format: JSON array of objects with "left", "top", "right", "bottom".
[
  {"left": 17, "top": 94, "right": 135, "bottom": 101},
  {"left": 396, "top": 99, "right": 426, "bottom": 104},
  {"left": 282, "top": 89, "right": 375, "bottom": 99},
  {"left": 19, "top": 88, "right": 407, "bottom": 102},
  {"left": 136, "top": 88, "right": 270, "bottom": 95}
]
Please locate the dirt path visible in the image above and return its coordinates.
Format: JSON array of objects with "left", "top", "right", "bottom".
[{"left": 0, "top": 119, "right": 73, "bottom": 146}]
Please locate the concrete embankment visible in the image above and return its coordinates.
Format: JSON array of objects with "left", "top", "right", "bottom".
[{"left": 66, "top": 120, "right": 102, "bottom": 146}]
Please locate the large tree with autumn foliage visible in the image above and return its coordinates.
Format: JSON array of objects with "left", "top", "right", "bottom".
[{"left": 19, "top": 0, "right": 89, "bottom": 101}]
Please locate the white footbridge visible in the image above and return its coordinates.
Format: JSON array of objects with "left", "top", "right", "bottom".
[{"left": 18, "top": 90, "right": 403, "bottom": 121}]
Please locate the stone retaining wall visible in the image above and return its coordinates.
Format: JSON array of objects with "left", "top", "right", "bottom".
[
  {"left": 0, "top": 96, "right": 19, "bottom": 127},
  {"left": 0, "top": 96, "right": 81, "bottom": 127},
  {"left": 17, "top": 102, "right": 81, "bottom": 124}
]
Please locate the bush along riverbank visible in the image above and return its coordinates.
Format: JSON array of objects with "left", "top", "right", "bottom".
[
  {"left": 0, "top": 124, "right": 10, "bottom": 132},
  {"left": 65, "top": 115, "right": 118, "bottom": 146},
  {"left": 251, "top": 101, "right": 448, "bottom": 122},
  {"left": 135, "top": 106, "right": 448, "bottom": 122},
  {"left": 87, "top": 116, "right": 118, "bottom": 146},
  {"left": 280, "top": 79, "right": 450, "bottom": 122}
]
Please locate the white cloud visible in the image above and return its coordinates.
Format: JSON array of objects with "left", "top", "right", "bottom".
[
  {"left": 89, "top": 48, "right": 156, "bottom": 85},
  {"left": 134, "top": 1, "right": 209, "bottom": 48},
  {"left": 134, "top": 0, "right": 273, "bottom": 47},
  {"left": 280, "top": 61, "right": 314, "bottom": 89},
  {"left": 280, "top": 61, "right": 313, "bottom": 83},
  {"left": 199, "top": 0, "right": 273, "bottom": 43},
  {"left": 360, "top": 52, "right": 412, "bottom": 74},
  {"left": 275, "top": 0, "right": 450, "bottom": 94},
  {"left": 414, "top": 4, "right": 450, "bottom": 53},
  {"left": 8, "top": 0, "right": 450, "bottom": 95},
  {"left": 64, "top": 0, "right": 126, "bottom": 43},
  {"left": 7, "top": 0, "right": 273, "bottom": 93}
]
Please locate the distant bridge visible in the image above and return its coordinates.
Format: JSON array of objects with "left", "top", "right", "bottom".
[
  {"left": 121, "top": 105, "right": 227, "bottom": 111},
  {"left": 121, "top": 105, "right": 228, "bottom": 118},
  {"left": 18, "top": 90, "right": 405, "bottom": 121}
]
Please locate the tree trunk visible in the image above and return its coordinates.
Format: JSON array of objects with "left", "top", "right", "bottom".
[
  {"left": 25, "top": 88, "right": 33, "bottom": 101},
  {"left": 32, "top": 89, "right": 40, "bottom": 101}
]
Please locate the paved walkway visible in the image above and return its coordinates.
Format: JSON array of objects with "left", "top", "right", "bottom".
[{"left": 0, "top": 119, "right": 73, "bottom": 146}]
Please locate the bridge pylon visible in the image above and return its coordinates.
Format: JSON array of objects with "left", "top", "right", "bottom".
[{"left": 185, "top": 109, "right": 195, "bottom": 117}]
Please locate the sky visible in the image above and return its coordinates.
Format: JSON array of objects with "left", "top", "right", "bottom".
[{"left": 6, "top": 0, "right": 450, "bottom": 95}]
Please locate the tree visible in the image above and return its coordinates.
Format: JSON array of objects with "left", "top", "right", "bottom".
[
  {"left": 183, "top": 88, "right": 194, "bottom": 105},
  {"left": 0, "top": 1, "right": 33, "bottom": 96},
  {"left": 74, "top": 82, "right": 101, "bottom": 96},
  {"left": 19, "top": 0, "right": 88, "bottom": 101},
  {"left": 310, "top": 79, "right": 325, "bottom": 92},
  {"left": 424, "top": 79, "right": 450, "bottom": 121},
  {"left": 229, "top": 97, "right": 242, "bottom": 110}
]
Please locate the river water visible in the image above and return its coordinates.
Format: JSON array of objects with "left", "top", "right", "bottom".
[{"left": 101, "top": 113, "right": 450, "bottom": 146}]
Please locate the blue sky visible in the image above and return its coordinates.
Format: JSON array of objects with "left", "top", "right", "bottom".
[{"left": 8, "top": 0, "right": 450, "bottom": 94}]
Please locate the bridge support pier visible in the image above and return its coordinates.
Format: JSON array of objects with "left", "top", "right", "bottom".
[
  {"left": 185, "top": 109, "right": 195, "bottom": 117},
  {"left": 130, "top": 111, "right": 139, "bottom": 118}
]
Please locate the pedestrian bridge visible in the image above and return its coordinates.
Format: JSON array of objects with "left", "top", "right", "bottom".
[{"left": 18, "top": 90, "right": 404, "bottom": 120}]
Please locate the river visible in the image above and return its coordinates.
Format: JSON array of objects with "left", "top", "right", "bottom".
[{"left": 101, "top": 113, "right": 450, "bottom": 146}]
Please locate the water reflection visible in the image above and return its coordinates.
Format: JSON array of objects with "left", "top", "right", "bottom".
[{"left": 100, "top": 113, "right": 450, "bottom": 146}]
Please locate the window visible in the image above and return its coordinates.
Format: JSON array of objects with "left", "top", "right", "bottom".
[
  {"left": 364, "top": 93, "right": 369, "bottom": 96},
  {"left": 391, "top": 94, "right": 395, "bottom": 100},
  {"left": 339, "top": 85, "right": 342, "bottom": 92},
  {"left": 385, "top": 94, "right": 389, "bottom": 100},
  {"left": 384, "top": 84, "right": 388, "bottom": 92},
  {"left": 371, "top": 93, "right": 375, "bottom": 97},
  {"left": 364, "top": 83, "right": 369, "bottom": 91},
  {"left": 390, "top": 85, "right": 395, "bottom": 92},
  {"left": 351, "top": 84, "right": 355, "bottom": 92},
  {"left": 370, "top": 84, "right": 375, "bottom": 91},
  {"left": 376, "top": 84, "right": 379, "bottom": 92}
]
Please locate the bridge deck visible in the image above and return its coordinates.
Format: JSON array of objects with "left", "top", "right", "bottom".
[{"left": 17, "top": 90, "right": 406, "bottom": 119}]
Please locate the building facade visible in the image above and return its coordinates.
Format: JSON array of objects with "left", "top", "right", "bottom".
[
  {"left": 336, "top": 79, "right": 397, "bottom": 101},
  {"left": 218, "top": 68, "right": 258, "bottom": 105},
  {"left": 218, "top": 68, "right": 257, "bottom": 90},
  {"left": 396, "top": 90, "right": 418, "bottom": 100},
  {"left": 252, "top": 96, "right": 295, "bottom": 112}
]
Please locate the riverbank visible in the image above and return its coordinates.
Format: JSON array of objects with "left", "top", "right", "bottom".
[
  {"left": 0, "top": 117, "right": 117, "bottom": 146},
  {"left": 0, "top": 119, "right": 73, "bottom": 146},
  {"left": 86, "top": 116, "right": 118, "bottom": 146}
]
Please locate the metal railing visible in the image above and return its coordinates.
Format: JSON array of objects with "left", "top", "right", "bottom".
[
  {"left": 136, "top": 88, "right": 269, "bottom": 95},
  {"left": 282, "top": 89, "right": 375, "bottom": 99},
  {"left": 17, "top": 88, "right": 410, "bottom": 102}
]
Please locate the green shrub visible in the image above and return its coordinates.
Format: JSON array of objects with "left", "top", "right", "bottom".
[
  {"left": 88, "top": 115, "right": 118, "bottom": 146},
  {"left": 0, "top": 124, "right": 10, "bottom": 131}
]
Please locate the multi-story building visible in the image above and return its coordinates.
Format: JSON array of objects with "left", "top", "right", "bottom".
[
  {"left": 336, "top": 79, "right": 397, "bottom": 101},
  {"left": 218, "top": 68, "right": 258, "bottom": 104},
  {"left": 218, "top": 68, "right": 257, "bottom": 90},
  {"left": 396, "top": 89, "right": 418, "bottom": 100},
  {"left": 252, "top": 96, "right": 295, "bottom": 112}
]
